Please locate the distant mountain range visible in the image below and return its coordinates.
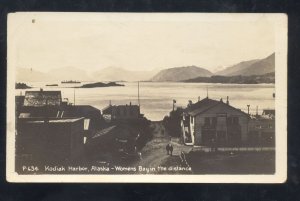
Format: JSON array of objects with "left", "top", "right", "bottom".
[
  {"left": 16, "top": 68, "right": 55, "bottom": 82},
  {"left": 16, "top": 66, "right": 158, "bottom": 82},
  {"left": 215, "top": 53, "right": 275, "bottom": 76},
  {"left": 150, "top": 66, "right": 213, "bottom": 82},
  {"left": 16, "top": 67, "right": 91, "bottom": 82},
  {"left": 48, "top": 67, "right": 91, "bottom": 81},
  {"left": 149, "top": 53, "right": 274, "bottom": 82},
  {"left": 92, "top": 67, "right": 158, "bottom": 82},
  {"left": 16, "top": 53, "right": 275, "bottom": 83}
]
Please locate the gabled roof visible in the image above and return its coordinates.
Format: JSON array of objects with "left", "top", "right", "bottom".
[
  {"left": 64, "top": 105, "right": 102, "bottom": 120},
  {"left": 24, "top": 91, "right": 62, "bottom": 107},
  {"left": 102, "top": 105, "right": 112, "bottom": 114},
  {"left": 187, "top": 98, "right": 219, "bottom": 116},
  {"left": 187, "top": 97, "right": 249, "bottom": 117},
  {"left": 102, "top": 104, "right": 140, "bottom": 114},
  {"left": 69, "top": 105, "right": 100, "bottom": 114}
]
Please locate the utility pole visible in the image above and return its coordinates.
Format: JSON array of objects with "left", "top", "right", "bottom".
[
  {"left": 173, "top": 99, "right": 176, "bottom": 111},
  {"left": 206, "top": 86, "right": 208, "bottom": 98},
  {"left": 74, "top": 88, "right": 76, "bottom": 106},
  {"left": 256, "top": 105, "right": 258, "bottom": 117},
  {"left": 137, "top": 81, "right": 140, "bottom": 107},
  {"left": 246, "top": 104, "right": 250, "bottom": 136}
]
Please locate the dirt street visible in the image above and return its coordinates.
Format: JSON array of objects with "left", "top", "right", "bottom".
[{"left": 134, "top": 121, "right": 192, "bottom": 174}]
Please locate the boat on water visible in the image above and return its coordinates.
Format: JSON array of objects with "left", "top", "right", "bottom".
[
  {"left": 61, "top": 80, "right": 81, "bottom": 84},
  {"left": 46, "top": 84, "right": 58, "bottom": 86}
]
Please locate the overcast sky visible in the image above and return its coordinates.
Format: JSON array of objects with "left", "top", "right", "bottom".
[{"left": 10, "top": 13, "right": 275, "bottom": 73}]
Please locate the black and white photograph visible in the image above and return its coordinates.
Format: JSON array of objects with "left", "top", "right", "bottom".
[{"left": 6, "top": 12, "right": 287, "bottom": 183}]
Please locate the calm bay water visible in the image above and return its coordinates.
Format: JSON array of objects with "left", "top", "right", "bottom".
[{"left": 16, "top": 82, "right": 275, "bottom": 121}]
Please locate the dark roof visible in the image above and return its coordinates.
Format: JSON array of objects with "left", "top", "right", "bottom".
[
  {"left": 64, "top": 105, "right": 101, "bottom": 118},
  {"left": 102, "top": 105, "right": 112, "bottom": 114},
  {"left": 188, "top": 98, "right": 248, "bottom": 117},
  {"left": 115, "top": 105, "right": 139, "bottom": 109},
  {"left": 187, "top": 98, "right": 219, "bottom": 116},
  {"left": 102, "top": 104, "right": 140, "bottom": 114},
  {"left": 24, "top": 91, "right": 62, "bottom": 107},
  {"left": 71, "top": 105, "right": 100, "bottom": 113}
]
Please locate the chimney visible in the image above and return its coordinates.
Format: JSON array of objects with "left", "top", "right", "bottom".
[
  {"left": 130, "top": 102, "right": 131, "bottom": 106},
  {"left": 226, "top": 96, "right": 229, "bottom": 105},
  {"left": 40, "top": 88, "right": 43, "bottom": 92},
  {"left": 220, "top": 98, "right": 223, "bottom": 102},
  {"left": 198, "top": 96, "right": 200, "bottom": 102}
]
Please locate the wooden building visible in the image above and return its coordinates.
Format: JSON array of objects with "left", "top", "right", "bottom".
[
  {"left": 18, "top": 90, "right": 104, "bottom": 140},
  {"left": 20, "top": 90, "right": 62, "bottom": 118},
  {"left": 16, "top": 117, "right": 85, "bottom": 166},
  {"left": 85, "top": 124, "right": 140, "bottom": 161},
  {"left": 248, "top": 116, "right": 275, "bottom": 147},
  {"left": 102, "top": 103, "right": 141, "bottom": 122},
  {"left": 181, "top": 97, "right": 250, "bottom": 147}
]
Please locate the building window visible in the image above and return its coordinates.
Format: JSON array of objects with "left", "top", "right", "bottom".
[
  {"left": 269, "top": 124, "right": 273, "bottom": 129},
  {"left": 227, "top": 117, "right": 232, "bottom": 124},
  {"left": 212, "top": 117, "right": 217, "bottom": 125},
  {"left": 204, "top": 117, "right": 210, "bottom": 125},
  {"left": 233, "top": 117, "right": 239, "bottom": 124}
]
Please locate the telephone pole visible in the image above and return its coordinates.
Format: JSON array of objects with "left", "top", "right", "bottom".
[
  {"left": 137, "top": 81, "right": 140, "bottom": 107},
  {"left": 74, "top": 88, "right": 76, "bottom": 106}
]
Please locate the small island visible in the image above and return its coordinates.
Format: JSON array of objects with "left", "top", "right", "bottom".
[
  {"left": 15, "top": 82, "right": 31, "bottom": 89},
  {"left": 78, "top": 82, "right": 124, "bottom": 88}
]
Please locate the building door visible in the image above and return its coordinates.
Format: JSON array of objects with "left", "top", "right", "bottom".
[
  {"left": 216, "top": 115, "right": 227, "bottom": 146},
  {"left": 227, "top": 117, "right": 241, "bottom": 146}
]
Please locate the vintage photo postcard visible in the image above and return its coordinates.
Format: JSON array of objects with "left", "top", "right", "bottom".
[{"left": 7, "top": 12, "right": 287, "bottom": 183}]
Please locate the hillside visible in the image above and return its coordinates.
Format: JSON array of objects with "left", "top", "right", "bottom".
[
  {"left": 16, "top": 67, "right": 92, "bottom": 82},
  {"left": 16, "top": 67, "right": 157, "bottom": 82},
  {"left": 216, "top": 53, "right": 275, "bottom": 76},
  {"left": 183, "top": 72, "right": 275, "bottom": 84},
  {"left": 150, "top": 66, "right": 213, "bottom": 82},
  {"left": 92, "top": 67, "right": 158, "bottom": 82},
  {"left": 16, "top": 68, "right": 55, "bottom": 82},
  {"left": 48, "top": 67, "right": 92, "bottom": 81}
]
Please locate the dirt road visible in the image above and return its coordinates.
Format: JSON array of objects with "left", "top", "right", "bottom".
[{"left": 134, "top": 121, "right": 192, "bottom": 174}]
